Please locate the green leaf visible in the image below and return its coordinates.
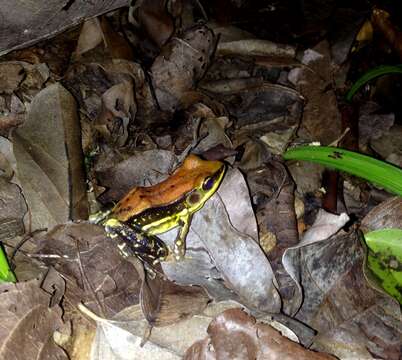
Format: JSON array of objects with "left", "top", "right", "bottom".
[
  {"left": 364, "top": 229, "right": 402, "bottom": 304},
  {"left": 346, "top": 64, "right": 402, "bottom": 102},
  {"left": 283, "top": 146, "right": 402, "bottom": 196},
  {"left": 0, "top": 245, "right": 16, "bottom": 283}
]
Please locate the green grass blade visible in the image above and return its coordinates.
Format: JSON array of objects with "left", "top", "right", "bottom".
[
  {"left": 283, "top": 146, "right": 402, "bottom": 196},
  {"left": 0, "top": 245, "right": 16, "bottom": 283},
  {"left": 346, "top": 64, "right": 402, "bottom": 102}
]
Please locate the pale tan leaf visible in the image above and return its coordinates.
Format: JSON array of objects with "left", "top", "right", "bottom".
[{"left": 13, "top": 83, "right": 88, "bottom": 230}]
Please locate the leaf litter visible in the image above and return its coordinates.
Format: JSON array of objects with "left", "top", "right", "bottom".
[{"left": 0, "top": 1, "right": 401, "bottom": 359}]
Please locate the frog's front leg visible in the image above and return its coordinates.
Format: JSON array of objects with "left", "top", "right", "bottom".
[{"left": 173, "top": 213, "right": 192, "bottom": 260}]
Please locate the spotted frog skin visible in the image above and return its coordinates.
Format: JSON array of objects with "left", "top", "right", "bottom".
[{"left": 90, "top": 155, "right": 225, "bottom": 265}]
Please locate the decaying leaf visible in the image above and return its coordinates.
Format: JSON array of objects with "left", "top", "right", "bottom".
[
  {"left": 184, "top": 308, "right": 336, "bottom": 360},
  {"left": 371, "top": 8, "right": 402, "bottom": 61},
  {"left": 217, "top": 39, "right": 296, "bottom": 58},
  {"left": 219, "top": 83, "right": 303, "bottom": 130},
  {"left": 13, "top": 83, "right": 88, "bottom": 230},
  {"left": 288, "top": 41, "right": 342, "bottom": 144},
  {"left": 0, "top": 278, "right": 67, "bottom": 360},
  {"left": 35, "top": 222, "right": 141, "bottom": 318},
  {"left": 151, "top": 24, "right": 216, "bottom": 112},
  {"left": 0, "top": 62, "right": 24, "bottom": 94},
  {"left": 361, "top": 196, "right": 402, "bottom": 232},
  {"left": 0, "top": 178, "right": 27, "bottom": 240},
  {"left": 282, "top": 210, "right": 350, "bottom": 315},
  {"left": 75, "top": 18, "right": 104, "bottom": 57}
]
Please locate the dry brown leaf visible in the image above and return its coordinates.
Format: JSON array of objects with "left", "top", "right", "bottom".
[
  {"left": 100, "top": 17, "right": 135, "bottom": 61},
  {"left": 135, "top": 0, "right": 181, "bottom": 47},
  {"left": 141, "top": 270, "right": 209, "bottom": 327},
  {"left": 36, "top": 222, "right": 141, "bottom": 318},
  {"left": 0, "top": 278, "right": 67, "bottom": 360},
  {"left": 184, "top": 308, "right": 336, "bottom": 360},
  {"left": 0, "top": 62, "right": 24, "bottom": 94},
  {"left": 371, "top": 8, "right": 402, "bottom": 61},
  {"left": 75, "top": 18, "right": 104, "bottom": 57},
  {"left": 13, "top": 83, "right": 88, "bottom": 230},
  {"left": 0, "top": 178, "right": 27, "bottom": 240},
  {"left": 217, "top": 39, "right": 296, "bottom": 58},
  {"left": 288, "top": 41, "right": 342, "bottom": 144},
  {"left": 151, "top": 24, "right": 216, "bottom": 113},
  {"left": 361, "top": 196, "right": 402, "bottom": 232}
]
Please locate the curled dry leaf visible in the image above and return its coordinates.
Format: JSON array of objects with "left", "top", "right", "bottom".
[
  {"left": 135, "top": 0, "right": 181, "bottom": 47},
  {"left": 96, "top": 80, "right": 136, "bottom": 146},
  {"left": 13, "top": 83, "right": 88, "bottom": 230},
  {"left": 371, "top": 8, "right": 402, "bottom": 61},
  {"left": 0, "top": 62, "right": 24, "bottom": 94},
  {"left": 0, "top": 278, "right": 67, "bottom": 360},
  {"left": 217, "top": 39, "right": 296, "bottom": 58},
  {"left": 151, "top": 24, "right": 216, "bottom": 112},
  {"left": 35, "top": 222, "right": 141, "bottom": 318},
  {"left": 184, "top": 308, "right": 336, "bottom": 360},
  {"left": 75, "top": 18, "right": 104, "bottom": 57},
  {"left": 0, "top": 178, "right": 27, "bottom": 240}
]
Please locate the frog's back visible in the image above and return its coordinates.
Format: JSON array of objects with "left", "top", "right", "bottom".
[{"left": 111, "top": 155, "right": 223, "bottom": 221}]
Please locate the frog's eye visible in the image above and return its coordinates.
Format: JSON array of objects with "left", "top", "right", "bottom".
[{"left": 202, "top": 177, "right": 215, "bottom": 191}]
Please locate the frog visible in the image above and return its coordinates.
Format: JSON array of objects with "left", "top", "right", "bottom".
[{"left": 90, "top": 154, "right": 226, "bottom": 265}]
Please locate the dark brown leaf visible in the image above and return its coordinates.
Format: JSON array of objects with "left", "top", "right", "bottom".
[
  {"left": 36, "top": 222, "right": 141, "bottom": 318},
  {"left": 361, "top": 196, "right": 402, "bottom": 232},
  {"left": 0, "top": 0, "right": 128, "bottom": 56},
  {"left": 0, "top": 278, "right": 67, "bottom": 360},
  {"left": 0, "top": 178, "right": 27, "bottom": 240}
]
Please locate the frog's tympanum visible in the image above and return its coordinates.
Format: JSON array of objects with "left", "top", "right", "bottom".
[{"left": 90, "top": 155, "right": 225, "bottom": 265}]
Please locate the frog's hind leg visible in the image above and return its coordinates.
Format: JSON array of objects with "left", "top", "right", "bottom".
[{"left": 103, "top": 218, "right": 168, "bottom": 265}]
